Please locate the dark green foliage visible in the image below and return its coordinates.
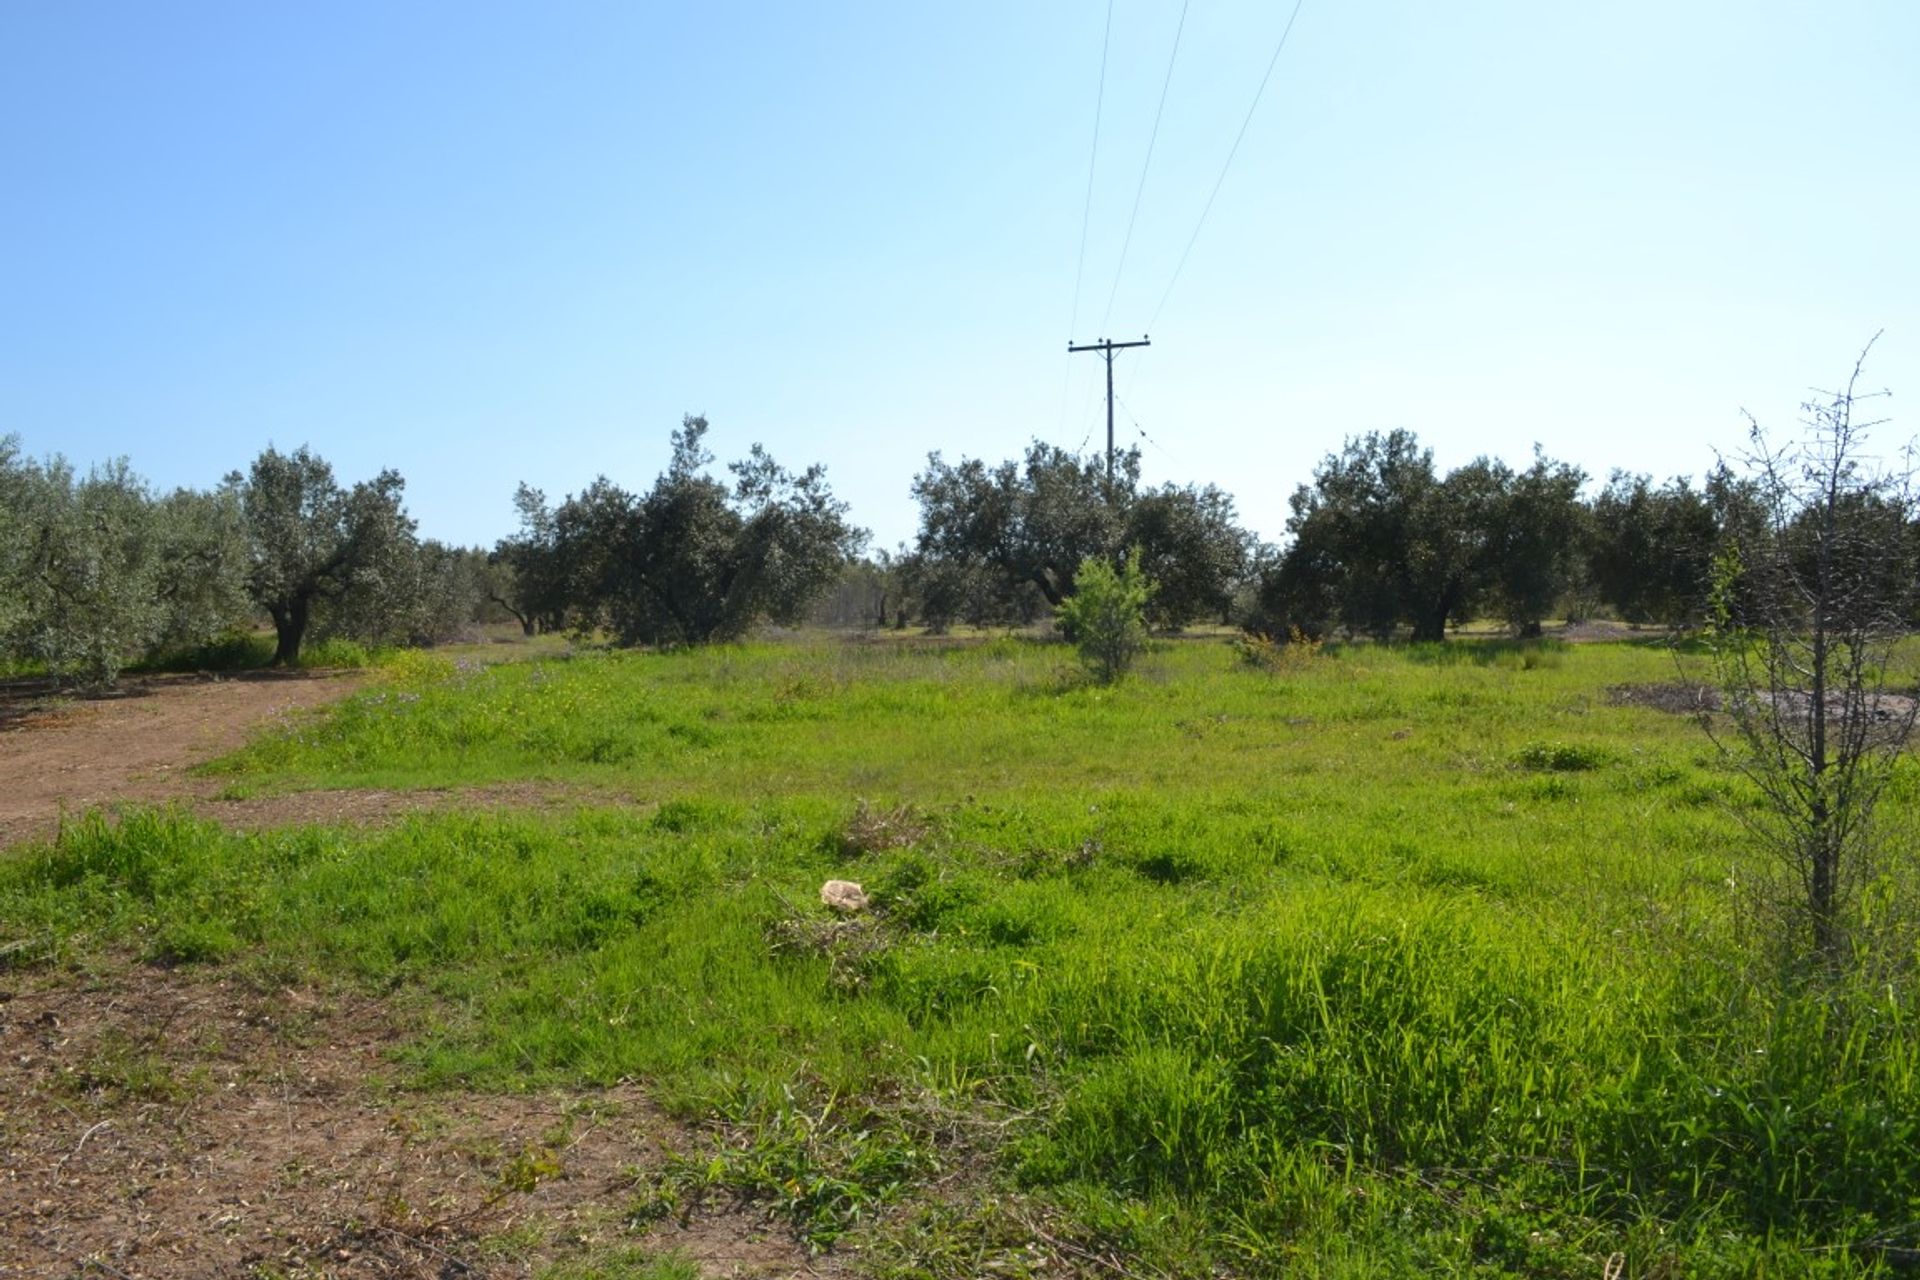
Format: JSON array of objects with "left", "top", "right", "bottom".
[
  {"left": 1269, "top": 431, "right": 1586, "bottom": 641},
  {"left": 490, "top": 481, "right": 573, "bottom": 635},
  {"left": 504, "top": 417, "right": 863, "bottom": 647},
  {"left": 811, "top": 551, "right": 907, "bottom": 629},
  {"left": 1588, "top": 471, "right": 1721, "bottom": 625},
  {"left": 230, "top": 445, "right": 417, "bottom": 665},
  {"left": 909, "top": 442, "right": 1251, "bottom": 630},
  {"left": 5, "top": 455, "right": 162, "bottom": 687},
  {"left": 1124, "top": 482, "right": 1251, "bottom": 628},
  {"left": 1483, "top": 450, "right": 1587, "bottom": 636},
  {"left": 912, "top": 442, "right": 1126, "bottom": 614},
  {"left": 322, "top": 537, "right": 491, "bottom": 648},
  {"left": 899, "top": 549, "right": 1035, "bottom": 632}
]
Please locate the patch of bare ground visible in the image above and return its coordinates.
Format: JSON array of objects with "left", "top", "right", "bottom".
[
  {"left": 1608, "top": 681, "right": 1920, "bottom": 735},
  {"left": 0, "top": 672, "right": 361, "bottom": 848},
  {"left": 197, "top": 782, "right": 629, "bottom": 834},
  {"left": 1606, "top": 682, "right": 1720, "bottom": 715},
  {"left": 0, "top": 963, "right": 834, "bottom": 1279},
  {"left": 0, "top": 672, "right": 639, "bottom": 849}
]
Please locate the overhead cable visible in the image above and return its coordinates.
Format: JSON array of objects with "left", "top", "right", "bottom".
[
  {"left": 1145, "top": 0, "right": 1308, "bottom": 334},
  {"left": 1100, "top": 0, "right": 1192, "bottom": 332}
]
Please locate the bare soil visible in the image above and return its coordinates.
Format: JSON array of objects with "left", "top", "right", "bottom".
[
  {"left": 0, "top": 676, "right": 847, "bottom": 1277},
  {"left": 1605, "top": 681, "right": 1720, "bottom": 715},
  {"left": 0, "top": 672, "right": 360, "bottom": 848},
  {"left": 0, "top": 672, "right": 618, "bottom": 850},
  {"left": 1608, "top": 680, "right": 1920, "bottom": 729},
  {"left": 0, "top": 963, "right": 829, "bottom": 1278}
]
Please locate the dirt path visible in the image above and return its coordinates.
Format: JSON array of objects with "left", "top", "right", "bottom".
[
  {"left": 0, "top": 672, "right": 365, "bottom": 847},
  {"left": 0, "top": 672, "right": 618, "bottom": 848}
]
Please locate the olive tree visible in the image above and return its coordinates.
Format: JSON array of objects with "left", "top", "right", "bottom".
[
  {"left": 609, "top": 418, "right": 863, "bottom": 645},
  {"left": 912, "top": 443, "right": 1130, "bottom": 615},
  {"left": 909, "top": 442, "right": 1251, "bottom": 630},
  {"left": 1273, "top": 432, "right": 1585, "bottom": 641},
  {"left": 488, "top": 483, "right": 571, "bottom": 635},
  {"left": 1588, "top": 472, "right": 1720, "bottom": 626},
  {"left": 5, "top": 456, "right": 161, "bottom": 688},
  {"left": 0, "top": 436, "right": 31, "bottom": 648},
  {"left": 231, "top": 446, "right": 416, "bottom": 665},
  {"left": 149, "top": 486, "right": 252, "bottom": 651},
  {"left": 1483, "top": 450, "right": 1588, "bottom": 637},
  {"left": 1124, "top": 482, "right": 1253, "bottom": 628},
  {"left": 508, "top": 417, "right": 863, "bottom": 647}
]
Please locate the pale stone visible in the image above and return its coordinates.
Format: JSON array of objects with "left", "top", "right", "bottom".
[{"left": 820, "top": 879, "right": 870, "bottom": 914}]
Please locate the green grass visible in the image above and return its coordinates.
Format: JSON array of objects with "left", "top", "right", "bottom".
[{"left": 5, "top": 634, "right": 1918, "bottom": 1276}]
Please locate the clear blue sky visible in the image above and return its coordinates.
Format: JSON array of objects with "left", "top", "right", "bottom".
[{"left": 4, "top": 2, "right": 1915, "bottom": 553}]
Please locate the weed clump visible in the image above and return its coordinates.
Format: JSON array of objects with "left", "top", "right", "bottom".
[
  {"left": 656, "top": 1088, "right": 937, "bottom": 1249},
  {"left": 766, "top": 907, "right": 892, "bottom": 993},
  {"left": 1235, "top": 627, "right": 1323, "bottom": 673},
  {"left": 1512, "top": 740, "right": 1610, "bottom": 772},
  {"left": 838, "top": 800, "right": 930, "bottom": 857}
]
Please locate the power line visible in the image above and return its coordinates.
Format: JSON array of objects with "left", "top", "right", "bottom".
[
  {"left": 1100, "top": 0, "right": 1191, "bottom": 333},
  {"left": 1058, "top": 0, "right": 1117, "bottom": 439},
  {"left": 1114, "top": 389, "right": 1179, "bottom": 464},
  {"left": 1067, "top": 0, "right": 1115, "bottom": 344},
  {"left": 1145, "top": 0, "right": 1308, "bottom": 335}
]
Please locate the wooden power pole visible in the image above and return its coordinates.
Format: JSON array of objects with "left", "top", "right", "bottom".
[{"left": 1068, "top": 334, "right": 1151, "bottom": 487}]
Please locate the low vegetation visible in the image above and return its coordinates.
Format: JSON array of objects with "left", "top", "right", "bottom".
[{"left": 6, "top": 634, "right": 1918, "bottom": 1275}]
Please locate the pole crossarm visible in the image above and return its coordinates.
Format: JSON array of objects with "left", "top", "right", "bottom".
[
  {"left": 1066, "top": 335, "right": 1151, "bottom": 490},
  {"left": 1066, "top": 337, "right": 1152, "bottom": 354}
]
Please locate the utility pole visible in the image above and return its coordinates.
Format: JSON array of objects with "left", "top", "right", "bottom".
[{"left": 1068, "top": 334, "right": 1151, "bottom": 489}]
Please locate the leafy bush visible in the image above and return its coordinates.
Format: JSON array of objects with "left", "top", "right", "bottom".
[{"left": 1056, "top": 550, "right": 1152, "bottom": 683}]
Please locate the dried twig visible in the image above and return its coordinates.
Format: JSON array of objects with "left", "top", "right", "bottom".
[
  {"left": 374, "top": 1222, "right": 478, "bottom": 1275},
  {"left": 57, "top": 1119, "right": 113, "bottom": 1172}
]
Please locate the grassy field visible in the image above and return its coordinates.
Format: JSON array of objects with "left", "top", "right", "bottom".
[{"left": 5, "top": 633, "right": 1918, "bottom": 1276}]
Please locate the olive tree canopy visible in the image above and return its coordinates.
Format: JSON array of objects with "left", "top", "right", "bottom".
[{"left": 231, "top": 446, "right": 415, "bottom": 665}]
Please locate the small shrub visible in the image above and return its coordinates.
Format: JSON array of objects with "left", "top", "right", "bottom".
[
  {"left": 1056, "top": 550, "right": 1152, "bottom": 684},
  {"left": 139, "top": 630, "right": 273, "bottom": 674},
  {"left": 765, "top": 910, "right": 891, "bottom": 992},
  {"left": 1235, "top": 627, "right": 1323, "bottom": 674},
  {"left": 145, "top": 919, "right": 240, "bottom": 966},
  {"left": 57, "top": 1030, "right": 191, "bottom": 1103}
]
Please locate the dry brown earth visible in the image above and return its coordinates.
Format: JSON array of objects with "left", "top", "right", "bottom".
[
  {"left": 0, "top": 964, "right": 828, "bottom": 1278},
  {"left": 0, "top": 672, "right": 361, "bottom": 847},
  {"left": 0, "top": 674, "right": 838, "bottom": 1277},
  {"left": 0, "top": 672, "right": 615, "bottom": 849}
]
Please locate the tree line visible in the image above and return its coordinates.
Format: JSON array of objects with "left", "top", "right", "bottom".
[
  {"left": 8, "top": 413, "right": 1918, "bottom": 689},
  {"left": 0, "top": 418, "right": 863, "bottom": 688},
  {"left": 0, "top": 438, "right": 491, "bottom": 687},
  {"left": 818, "top": 427, "right": 1918, "bottom": 641}
]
